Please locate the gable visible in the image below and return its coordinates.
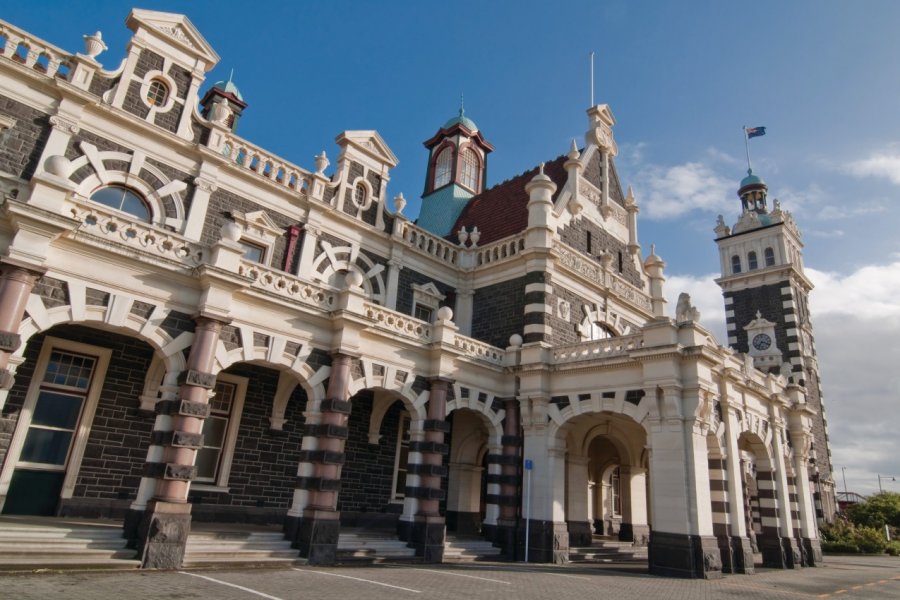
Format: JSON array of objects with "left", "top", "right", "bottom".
[
  {"left": 337, "top": 130, "right": 399, "bottom": 168},
  {"left": 127, "top": 9, "right": 220, "bottom": 67}
]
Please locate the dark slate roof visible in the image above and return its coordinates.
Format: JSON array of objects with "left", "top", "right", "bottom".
[{"left": 448, "top": 154, "right": 569, "bottom": 246}]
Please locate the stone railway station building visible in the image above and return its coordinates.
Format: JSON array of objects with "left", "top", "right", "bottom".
[{"left": 0, "top": 9, "right": 835, "bottom": 578}]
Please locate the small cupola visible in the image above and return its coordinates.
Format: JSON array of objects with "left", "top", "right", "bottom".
[
  {"left": 738, "top": 169, "right": 768, "bottom": 214},
  {"left": 416, "top": 101, "right": 494, "bottom": 237},
  {"left": 199, "top": 71, "right": 248, "bottom": 132}
]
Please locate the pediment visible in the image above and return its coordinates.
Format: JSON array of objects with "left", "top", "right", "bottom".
[
  {"left": 232, "top": 210, "right": 283, "bottom": 239},
  {"left": 127, "top": 9, "right": 220, "bottom": 66},
  {"left": 336, "top": 131, "right": 399, "bottom": 168}
]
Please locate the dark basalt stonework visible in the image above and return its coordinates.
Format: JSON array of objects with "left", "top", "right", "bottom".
[
  {"left": 620, "top": 522, "right": 650, "bottom": 546},
  {"left": 567, "top": 521, "right": 593, "bottom": 547},
  {"left": 137, "top": 501, "right": 192, "bottom": 569},
  {"left": 446, "top": 510, "right": 481, "bottom": 536},
  {"left": 295, "top": 513, "right": 340, "bottom": 565},
  {"left": 410, "top": 516, "right": 446, "bottom": 562},
  {"left": 517, "top": 519, "right": 569, "bottom": 564},
  {"left": 717, "top": 535, "right": 755, "bottom": 574},
  {"left": 803, "top": 537, "right": 823, "bottom": 566},
  {"left": 648, "top": 531, "right": 722, "bottom": 579}
]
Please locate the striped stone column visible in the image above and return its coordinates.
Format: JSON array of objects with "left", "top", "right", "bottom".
[
  {"left": 0, "top": 265, "right": 42, "bottom": 396},
  {"left": 755, "top": 461, "right": 793, "bottom": 568},
  {"left": 293, "top": 352, "right": 352, "bottom": 564},
  {"left": 708, "top": 452, "right": 733, "bottom": 569},
  {"left": 522, "top": 271, "right": 552, "bottom": 344},
  {"left": 137, "top": 315, "right": 225, "bottom": 568},
  {"left": 480, "top": 440, "right": 502, "bottom": 541},
  {"left": 409, "top": 377, "right": 451, "bottom": 562},
  {"left": 493, "top": 398, "right": 521, "bottom": 557}
]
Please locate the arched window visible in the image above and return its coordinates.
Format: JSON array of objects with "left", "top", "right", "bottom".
[
  {"left": 146, "top": 79, "right": 169, "bottom": 106},
  {"left": 433, "top": 147, "right": 453, "bottom": 189},
  {"left": 731, "top": 255, "right": 742, "bottom": 274},
  {"left": 748, "top": 251, "right": 758, "bottom": 270},
  {"left": 764, "top": 247, "right": 775, "bottom": 267},
  {"left": 90, "top": 186, "right": 151, "bottom": 221},
  {"left": 458, "top": 148, "right": 479, "bottom": 191},
  {"left": 585, "top": 321, "right": 615, "bottom": 341}
]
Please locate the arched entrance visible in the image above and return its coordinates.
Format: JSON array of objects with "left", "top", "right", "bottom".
[{"left": 445, "top": 408, "right": 490, "bottom": 536}]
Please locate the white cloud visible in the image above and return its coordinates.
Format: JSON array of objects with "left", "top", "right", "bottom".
[
  {"left": 846, "top": 149, "right": 900, "bottom": 185},
  {"left": 664, "top": 261, "right": 900, "bottom": 496},
  {"left": 632, "top": 161, "right": 735, "bottom": 220}
]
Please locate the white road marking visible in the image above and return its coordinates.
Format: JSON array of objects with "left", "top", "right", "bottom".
[
  {"left": 180, "top": 572, "right": 285, "bottom": 600},
  {"left": 405, "top": 567, "right": 511, "bottom": 584},
  {"left": 292, "top": 567, "right": 422, "bottom": 593}
]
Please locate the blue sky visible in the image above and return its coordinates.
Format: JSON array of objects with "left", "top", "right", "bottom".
[{"left": 6, "top": 1, "right": 900, "bottom": 496}]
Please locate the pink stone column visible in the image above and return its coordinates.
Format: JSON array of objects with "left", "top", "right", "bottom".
[{"left": 0, "top": 265, "right": 42, "bottom": 388}]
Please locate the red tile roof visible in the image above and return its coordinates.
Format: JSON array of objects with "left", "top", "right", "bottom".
[{"left": 448, "top": 154, "right": 569, "bottom": 246}]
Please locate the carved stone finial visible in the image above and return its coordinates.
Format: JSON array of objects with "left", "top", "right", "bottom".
[
  {"left": 314, "top": 151, "right": 329, "bottom": 174},
  {"left": 509, "top": 333, "right": 523, "bottom": 348},
  {"left": 83, "top": 31, "right": 107, "bottom": 59},
  {"left": 208, "top": 97, "right": 232, "bottom": 126},
  {"left": 345, "top": 270, "right": 364, "bottom": 289},
  {"left": 625, "top": 185, "right": 635, "bottom": 205},
  {"left": 457, "top": 227, "right": 469, "bottom": 245},
  {"left": 568, "top": 139, "right": 579, "bottom": 160},
  {"left": 437, "top": 305, "right": 454, "bottom": 322},
  {"left": 44, "top": 155, "right": 72, "bottom": 178},
  {"left": 220, "top": 220, "right": 242, "bottom": 242},
  {"left": 469, "top": 226, "right": 481, "bottom": 246},
  {"left": 393, "top": 192, "right": 406, "bottom": 215}
]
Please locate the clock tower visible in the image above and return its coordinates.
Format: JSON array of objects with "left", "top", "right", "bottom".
[{"left": 714, "top": 169, "right": 837, "bottom": 523}]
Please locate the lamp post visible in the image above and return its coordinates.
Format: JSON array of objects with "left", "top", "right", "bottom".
[
  {"left": 877, "top": 474, "right": 896, "bottom": 493},
  {"left": 842, "top": 466, "right": 848, "bottom": 495}
]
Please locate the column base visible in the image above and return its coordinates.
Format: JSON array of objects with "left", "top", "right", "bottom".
[
  {"left": 648, "top": 531, "right": 722, "bottom": 579},
  {"left": 123, "top": 508, "right": 143, "bottom": 549},
  {"left": 496, "top": 519, "right": 518, "bottom": 559},
  {"left": 517, "top": 520, "right": 569, "bottom": 564},
  {"left": 397, "top": 517, "right": 413, "bottom": 542},
  {"left": 567, "top": 521, "right": 593, "bottom": 547},
  {"left": 716, "top": 535, "right": 755, "bottom": 574},
  {"left": 759, "top": 534, "right": 800, "bottom": 569},
  {"left": 295, "top": 509, "right": 341, "bottom": 565},
  {"left": 136, "top": 500, "right": 192, "bottom": 569},
  {"left": 481, "top": 522, "right": 498, "bottom": 543},
  {"left": 619, "top": 523, "right": 650, "bottom": 546},
  {"left": 410, "top": 515, "right": 446, "bottom": 562},
  {"left": 446, "top": 510, "right": 481, "bottom": 535},
  {"left": 803, "top": 537, "right": 823, "bottom": 566}
]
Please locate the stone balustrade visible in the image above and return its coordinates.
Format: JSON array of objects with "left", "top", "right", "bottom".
[
  {"left": 453, "top": 334, "right": 505, "bottom": 365},
  {"left": 0, "top": 20, "right": 73, "bottom": 80},
  {"left": 552, "top": 332, "right": 644, "bottom": 364},
  {"left": 214, "top": 133, "right": 313, "bottom": 194},
  {"left": 238, "top": 260, "right": 337, "bottom": 311},
  {"left": 67, "top": 196, "right": 204, "bottom": 266},
  {"left": 474, "top": 234, "right": 525, "bottom": 267},
  {"left": 363, "top": 301, "right": 433, "bottom": 342},
  {"left": 395, "top": 220, "right": 459, "bottom": 266}
]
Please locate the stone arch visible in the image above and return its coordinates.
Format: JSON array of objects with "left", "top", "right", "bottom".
[
  {"left": 310, "top": 241, "right": 386, "bottom": 305},
  {"left": 547, "top": 390, "right": 652, "bottom": 442},
  {"left": 67, "top": 142, "right": 188, "bottom": 230}
]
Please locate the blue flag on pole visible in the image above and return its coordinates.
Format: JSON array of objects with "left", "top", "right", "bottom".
[{"left": 746, "top": 126, "right": 767, "bottom": 138}]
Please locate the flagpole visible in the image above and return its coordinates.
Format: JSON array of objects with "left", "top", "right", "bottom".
[
  {"left": 743, "top": 126, "right": 752, "bottom": 173},
  {"left": 590, "top": 51, "right": 595, "bottom": 107}
]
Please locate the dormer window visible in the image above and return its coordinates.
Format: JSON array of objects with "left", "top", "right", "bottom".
[
  {"left": 90, "top": 186, "right": 151, "bottom": 221},
  {"left": 354, "top": 182, "right": 367, "bottom": 206},
  {"left": 146, "top": 79, "right": 169, "bottom": 106},
  {"left": 433, "top": 147, "right": 453, "bottom": 189},
  {"left": 458, "top": 148, "right": 479, "bottom": 191},
  {"left": 239, "top": 240, "right": 266, "bottom": 263}
]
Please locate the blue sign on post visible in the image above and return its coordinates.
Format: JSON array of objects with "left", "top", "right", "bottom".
[{"left": 524, "top": 459, "right": 533, "bottom": 470}]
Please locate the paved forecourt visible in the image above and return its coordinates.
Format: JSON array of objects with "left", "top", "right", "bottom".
[{"left": 1, "top": 556, "right": 898, "bottom": 600}]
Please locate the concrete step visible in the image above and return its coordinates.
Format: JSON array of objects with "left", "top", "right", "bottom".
[
  {"left": 0, "top": 556, "right": 142, "bottom": 571},
  {"left": 443, "top": 536, "right": 504, "bottom": 562}
]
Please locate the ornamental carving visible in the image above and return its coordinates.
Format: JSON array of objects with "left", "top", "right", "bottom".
[
  {"left": 0, "top": 331, "right": 22, "bottom": 352},
  {"left": 49, "top": 115, "right": 80, "bottom": 135}
]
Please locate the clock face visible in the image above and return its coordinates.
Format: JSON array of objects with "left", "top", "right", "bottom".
[{"left": 752, "top": 333, "right": 772, "bottom": 351}]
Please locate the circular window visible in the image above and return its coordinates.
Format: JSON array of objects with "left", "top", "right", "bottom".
[
  {"left": 146, "top": 79, "right": 169, "bottom": 106},
  {"left": 90, "top": 186, "right": 151, "bottom": 221}
]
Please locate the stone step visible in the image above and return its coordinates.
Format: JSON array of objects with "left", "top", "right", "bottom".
[
  {"left": 0, "top": 540, "right": 131, "bottom": 551},
  {"left": 0, "top": 556, "right": 142, "bottom": 571},
  {"left": 0, "top": 528, "right": 125, "bottom": 540}
]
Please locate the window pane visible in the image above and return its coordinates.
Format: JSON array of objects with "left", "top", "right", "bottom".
[
  {"left": 21, "top": 428, "right": 73, "bottom": 465},
  {"left": 434, "top": 148, "right": 452, "bottom": 188},
  {"left": 44, "top": 351, "right": 96, "bottom": 390},
  {"left": 90, "top": 187, "right": 150, "bottom": 221},
  {"left": 239, "top": 241, "right": 265, "bottom": 263},
  {"left": 31, "top": 391, "right": 84, "bottom": 429},
  {"left": 195, "top": 447, "right": 219, "bottom": 480},
  {"left": 202, "top": 416, "right": 228, "bottom": 447},
  {"left": 210, "top": 381, "right": 235, "bottom": 414},
  {"left": 414, "top": 304, "right": 433, "bottom": 322}
]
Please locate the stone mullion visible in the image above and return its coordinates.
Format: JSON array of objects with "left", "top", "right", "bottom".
[
  {"left": 0, "top": 265, "right": 42, "bottom": 399},
  {"left": 136, "top": 316, "right": 225, "bottom": 569},
  {"left": 293, "top": 352, "right": 352, "bottom": 564}
]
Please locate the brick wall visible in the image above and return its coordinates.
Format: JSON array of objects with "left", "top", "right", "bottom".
[
  {"left": 558, "top": 218, "right": 644, "bottom": 289},
  {"left": 189, "top": 363, "right": 307, "bottom": 512},
  {"left": 725, "top": 282, "right": 792, "bottom": 357},
  {"left": 583, "top": 152, "right": 626, "bottom": 207},
  {"left": 395, "top": 267, "right": 456, "bottom": 317},
  {"left": 471, "top": 277, "right": 526, "bottom": 348},
  {"left": 339, "top": 391, "right": 405, "bottom": 514},
  {"left": 0, "top": 325, "right": 157, "bottom": 505},
  {"left": 0, "top": 95, "right": 52, "bottom": 180},
  {"left": 547, "top": 286, "right": 593, "bottom": 345}
]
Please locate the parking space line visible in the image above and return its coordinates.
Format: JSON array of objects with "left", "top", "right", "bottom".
[
  {"left": 180, "top": 572, "right": 285, "bottom": 600},
  {"left": 406, "top": 568, "right": 511, "bottom": 584},
  {"left": 292, "top": 568, "right": 422, "bottom": 593}
]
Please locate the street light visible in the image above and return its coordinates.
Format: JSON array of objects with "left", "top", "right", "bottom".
[{"left": 877, "top": 474, "right": 896, "bottom": 493}]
